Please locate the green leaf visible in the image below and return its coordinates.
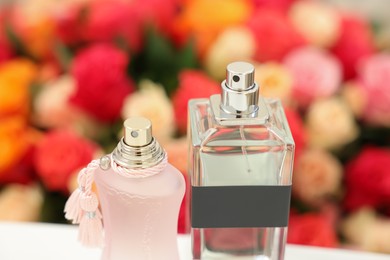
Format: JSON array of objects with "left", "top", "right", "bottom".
[
  {"left": 54, "top": 41, "right": 73, "bottom": 72},
  {"left": 4, "top": 22, "right": 37, "bottom": 61},
  {"left": 128, "top": 28, "right": 198, "bottom": 96}
]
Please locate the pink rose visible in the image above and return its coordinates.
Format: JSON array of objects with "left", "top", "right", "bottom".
[
  {"left": 248, "top": 8, "right": 305, "bottom": 62},
  {"left": 358, "top": 54, "right": 390, "bottom": 126},
  {"left": 70, "top": 44, "right": 135, "bottom": 122},
  {"left": 331, "top": 14, "right": 374, "bottom": 79},
  {"left": 293, "top": 149, "right": 342, "bottom": 206},
  {"left": 284, "top": 47, "right": 342, "bottom": 107},
  {"left": 34, "top": 130, "right": 98, "bottom": 192}
]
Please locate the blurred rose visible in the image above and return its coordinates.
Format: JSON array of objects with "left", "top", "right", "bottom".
[
  {"left": 248, "top": 8, "right": 304, "bottom": 62},
  {"left": 0, "top": 117, "right": 34, "bottom": 175},
  {"left": 288, "top": 212, "right": 338, "bottom": 247},
  {"left": 121, "top": 80, "right": 175, "bottom": 144},
  {"left": 84, "top": 0, "right": 142, "bottom": 52},
  {"left": 0, "top": 147, "right": 36, "bottom": 185},
  {"left": 205, "top": 26, "right": 255, "bottom": 80},
  {"left": 289, "top": 1, "right": 340, "bottom": 48},
  {"left": 134, "top": 0, "right": 178, "bottom": 37},
  {"left": 33, "top": 75, "right": 101, "bottom": 136},
  {"left": 10, "top": 10, "right": 56, "bottom": 59},
  {"left": 358, "top": 54, "right": 390, "bottom": 127},
  {"left": 0, "top": 25, "right": 13, "bottom": 64},
  {"left": 34, "top": 75, "right": 77, "bottom": 128},
  {"left": 172, "top": 70, "right": 220, "bottom": 133},
  {"left": 255, "top": 62, "right": 292, "bottom": 104},
  {"left": 0, "top": 59, "right": 37, "bottom": 117},
  {"left": 332, "top": 14, "right": 374, "bottom": 79},
  {"left": 70, "top": 44, "right": 135, "bottom": 122},
  {"left": 342, "top": 208, "right": 390, "bottom": 254},
  {"left": 173, "top": 0, "right": 252, "bottom": 56},
  {"left": 293, "top": 149, "right": 342, "bottom": 206},
  {"left": 53, "top": 4, "right": 87, "bottom": 45},
  {"left": 341, "top": 81, "right": 367, "bottom": 118},
  {"left": 284, "top": 108, "right": 306, "bottom": 161},
  {"left": 306, "top": 98, "right": 359, "bottom": 150},
  {"left": 34, "top": 130, "right": 98, "bottom": 192},
  {"left": 284, "top": 47, "right": 342, "bottom": 107},
  {"left": 163, "top": 137, "right": 188, "bottom": 174},
  {"left": 344, "top": 147, "right": 390, "bottom": 212},
  {"left": 253, "top": 0, "right": 295, "bottom": 12},
  {"left": 0, "top": 184, "right": 43, "bottom": 221}
]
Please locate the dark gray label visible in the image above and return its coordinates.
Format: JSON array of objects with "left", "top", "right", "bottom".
[{"left": 191, "top": 185, "right": 291, "bottom": 228}]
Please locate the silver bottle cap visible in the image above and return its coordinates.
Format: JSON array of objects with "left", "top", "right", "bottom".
[
  {"left": 221, "top": 61, "right": 259, "bottom": 115},
  {"left": 124, "top": 117, "right": 153, "bottom": 146},
  {"left": 112, "top": 117, "right": 165, "bottom": 168},
  {"left": 226, "top": 62, "right": 255, "bottom": 91}
]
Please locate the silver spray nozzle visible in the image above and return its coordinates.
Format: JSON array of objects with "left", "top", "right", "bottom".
[
  {"left": 226, "top": 62, "right": 255, "bottom": 91},
  {"left": 124, "top": 117, "right": 153, "bottom": 147},
  {"left": 221, "top": 61, "right": 259, "bottom": 115},
  {"left": 113, "top": 117, "right": 165, "bottom": 168}
]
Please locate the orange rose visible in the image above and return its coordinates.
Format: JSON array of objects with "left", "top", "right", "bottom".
[
  {"left": 0, "top": 59, "right": 38, "bottom": 117},
  {"left": 173, "top": 0, "right": 253, "bottom": 57},
  {"left": 11, "top": 10, "right": 56, "bottom": 59},
  {"left": 0, "top": 116, "right": 34, "bottom": 175}
]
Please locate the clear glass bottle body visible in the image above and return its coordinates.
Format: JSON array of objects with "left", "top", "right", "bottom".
[
  {"left": 188, "top": 98, "right": 294, "bottom": 260},
  {"left": 94, "top": 163, "right": 185, "bottom": 260}
]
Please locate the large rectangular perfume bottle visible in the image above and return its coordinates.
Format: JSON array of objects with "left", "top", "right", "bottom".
[{"left": 188, "top": 62, "right": 294, "bottom": 260}]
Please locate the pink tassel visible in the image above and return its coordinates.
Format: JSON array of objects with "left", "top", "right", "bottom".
[
  {"left": 78, "top": 209, "right": 104, "bottom": 247},
  {"left": 64, "top": 188, "right": 83, "bottom": 224},
  {"left": 78, "top": 193, "right": 104, "bottom": 247},
  {"left": 64, "top": 169, "right": 87, "bottom": 224}
]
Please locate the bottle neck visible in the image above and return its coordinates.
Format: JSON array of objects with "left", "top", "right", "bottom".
[
  {"left": 220, "top": 80, "right": 260, "bottom": 117},
  {"left": 112, "top": 137, "right": 165, "bottom": 169}
]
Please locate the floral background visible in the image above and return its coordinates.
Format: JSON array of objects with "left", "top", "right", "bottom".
[{"left": 1, "top": 0, "right": 390, "bottom": 254}]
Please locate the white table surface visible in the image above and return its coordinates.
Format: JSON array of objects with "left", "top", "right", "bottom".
[{"left": 0, "top": 222, "right": 389, "bottom": 260}]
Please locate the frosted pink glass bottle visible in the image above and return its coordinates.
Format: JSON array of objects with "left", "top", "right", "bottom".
[{"left": 94, "top": 117, "right": 186, "bottom": 260}]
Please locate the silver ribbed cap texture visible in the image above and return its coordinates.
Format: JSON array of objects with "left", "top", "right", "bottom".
[{"left": 113, "top": 117, "right": 165, "bottom": 168}]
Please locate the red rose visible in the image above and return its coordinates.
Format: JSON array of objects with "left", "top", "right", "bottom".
[
  {"left": 34, "top": 130, "right": 97, "bottom": 192},
  {"left": 172, "top": 70, "right": 220, "bottom": 133},
  {"left": 247, "top": 8, "right": 305, "bottom": 62},
  {"left": 344, "top": 146, "right": 390, "bottom": 212},
  {"left": 54, "top": 5, "right": 86, "bottom": 45},
  {"left": 0, "top": 13, "right": 14, "bottom": 64},
  {"left": 70, "top": 44, "right": 135, "bottom": 122},
  {"left": 0, "top": 147, "right": 36, "bottom": 185},
  {"left": 288, "top": 212, "right": 338, "bottom": 247},
  {"left": 331, "top": 14, "right": 374, "bottom": 80},
  {"left": 134, "top": 0, "right": 178, "bottom": 38},
  {"left": 84, "top": 0, "right": 142, "bottom": 52},
  {"left": 253, "top": 0, "right": 295, "bottom": 12},
  {"left": 284, "top": 108, "right": 306, "bottom": 161}
]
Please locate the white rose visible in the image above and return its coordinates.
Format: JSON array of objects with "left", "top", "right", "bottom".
[
  {"left": 205, "top": 26, "right": 255, "bottom": 80},
  {"left": 121, "top": 80, "right": 175, "bottom": 144},
  {"left": 306, "top": 98, "right": 359, "bottom": 150}
]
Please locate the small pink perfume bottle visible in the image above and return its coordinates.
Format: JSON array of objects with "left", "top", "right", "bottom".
[{"left": 66, "top": 117, "right": 185, "bottom": 260}]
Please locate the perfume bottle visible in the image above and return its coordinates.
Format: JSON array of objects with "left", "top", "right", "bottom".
[
  {"left": 94, "top": 117, "right": 186, "bottom": 260},
  {"left": 188, "top": 62, "right": 294, "bottom": 260}
]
